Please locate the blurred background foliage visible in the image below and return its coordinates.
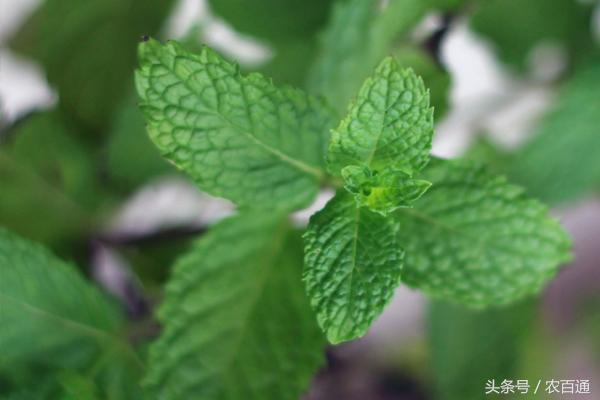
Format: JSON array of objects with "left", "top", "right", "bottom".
[{"left": 0, "top": 0, "right": 599, "bottom": 399}]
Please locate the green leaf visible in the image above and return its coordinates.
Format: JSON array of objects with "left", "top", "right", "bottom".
[
  {"left": 9, "top": 0, "right": 176, "bottom": 131},
  {"left": 144, "top": 213, "right": 324, "bottom": 399},
  {"left": 506, "top": 61, "right": 600, "bottom": 204},
  {"left": 303, "top": 193, "right": 403, "bottom": 343},
  {"left": 308, "top": 0, "right": 427, "bottom": 112},
  {"left": 429, "top": 300, "right": 534, "bottom": 400},
  {"left": 327, "top": 57, "right": 434, "bottom": 214},
  {"left": 470, "top": 0, "right": 594, "bottom": 71},
  {"left": 136, "top": 39, "right": 336, "bottom": 211},
  {"left": 0, "top": 112, "right": 98, "bottom": 250},
  {"left": 0, "top": 228, "right": 123, "bottom": 367},
  {"left": 395, "top": 158, "right": 572, "bottom": 307},
  {"left": 327, "top": 57, "right": 434, "bottom": 174}
]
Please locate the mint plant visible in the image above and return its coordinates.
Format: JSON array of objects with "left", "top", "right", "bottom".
[
  {"left": 132, "top": 38, "right": 571, "bottom": 396},
  {"left": 3, "top": 0, "right": 598, "bottom": 398}
]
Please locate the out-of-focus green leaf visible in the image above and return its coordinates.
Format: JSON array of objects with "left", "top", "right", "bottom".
[
  {"left": 394, "top": 46, "right": 451, "bottom": 120},
  {"left": 506, "top": 61, "right": 600, "bottom": 204},
  {"left": 106, "top": 96, "right": 175, "bottom": 191},
  {"left": 0, "top": 228, "right": 145, "bottom": 399},
  {"left": 207, "top": 0, "right": 335, "bottom": 86},
  {"left": 100, "top": 358, "right": 148, "bottom": 400},
  {"left": 429, "top": 300, "right": 534, "bottom": 400},
  {"left": 143, "top": 213, "right": 324, "bottom": 399},
  {"left": 308, "top": 0, "right": 428, "bottom": 113},
  {"left": 464, "top": 135, "right": 511, "bottom": 175},
  {"left": 208, "top": 0, "right": 333, "bottom": 44},
  {"left": 470, "top": 0, "right": 594, "bottom": 71},
  {"left": 0, "top": 112, "right": 99, "bottom": 248},
  {"left": 10, "top": 0, "right": 176, "bottom": 131},
  {"left": 0, "top": 372, "right": 59, "bottom": 400},
  {"left": 259, "top": 39, "right": 320, "bottom": 87},
  {"left": 0, "top": 228, "right": 123, "bottom": 367}
]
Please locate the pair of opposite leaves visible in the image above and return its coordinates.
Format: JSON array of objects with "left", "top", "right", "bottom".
[{"left": 136, "top": 39, "right": 571, "bottom": 347}]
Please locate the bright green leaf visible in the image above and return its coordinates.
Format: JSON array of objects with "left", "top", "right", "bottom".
[
  {"left": 136, "top": 39, "right": 336, "bottom": 211},
  {"left": 327, "top": 57, "right": 434, "bottom": 213},
  {"left": 143, "top": 213, "right": 324, "bottom": 399},
  {"left": 395, "top": 158, "right": 572, "bottom": 307},
  {"left": 327, "top": 57, "right": 434, "bottom": 174},
  {"left": 303, "top": 193, "right": 403, "bottom": 343},
  {"left": 342, "top": 165, "right": 431, "bottom": 215},
  {"left": 0, "top": 228, "right": 123, "bottom": 367}
]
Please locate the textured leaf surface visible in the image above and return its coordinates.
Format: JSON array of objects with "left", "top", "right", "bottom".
[
  {"left": 303, "top": 193, "right": 403, "bottom": 343},
  {"left": 342, "top": 165, "right": 431, "bottom": 215},
  {"left": 9, "top": 0, "right": 175, "bottom": 131},
  {"left": 136, "top": 39, "right": 336, "bottom": 210},
  {"left": 0, "top": 228, "right": 122, "bottom": 366},
  {"left": 327, "top": 57, "right": 434, "bottom": 213},
  {"left": 327, "top": 57, "right": 433, "bottom": 174},
  {"left": 506, "top": 61, "right": 600, "bottom": 204},
  {"left": 308, "top": 0, "right": 426, "bottom": 112},
  {"left": 144, "top": 213, "right": 324, "bottom": 399},
  {"left": 395, "top": 159, "right": 572, "bottom": 307}
]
